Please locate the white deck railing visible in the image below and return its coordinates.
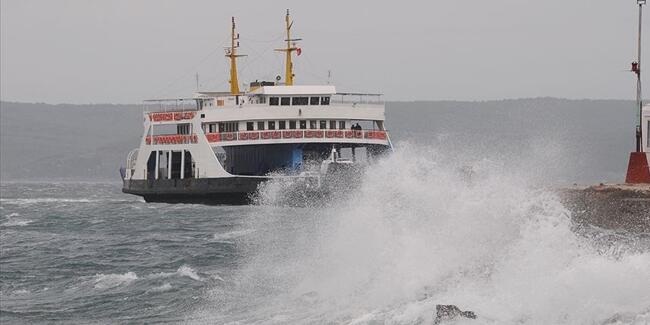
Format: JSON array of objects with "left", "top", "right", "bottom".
[{"left": 143, "top": 98, "right": 200, "bottom": 113}]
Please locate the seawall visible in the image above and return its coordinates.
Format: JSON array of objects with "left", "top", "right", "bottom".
[{"left": 560, "top": 184, "right": 650, "bottom": 233}]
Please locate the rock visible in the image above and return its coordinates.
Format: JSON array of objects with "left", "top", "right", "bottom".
[{"left": 433, "top": 305, "right": 477, "bottom": 324}]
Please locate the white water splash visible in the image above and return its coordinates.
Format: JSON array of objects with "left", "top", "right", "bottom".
[
  {"left": 177, "top": 265, "right": 203, "bottom": 282},
  {"left": 194, "top": 144, "right": 650, "bottom": 324}
]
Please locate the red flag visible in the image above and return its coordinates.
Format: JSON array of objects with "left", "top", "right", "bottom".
[{"left": 296, "top": 48, "right": 302, "bottom": 56}]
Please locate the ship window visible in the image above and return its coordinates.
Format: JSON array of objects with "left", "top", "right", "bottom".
[
  {"left": 257, "top": 121, "right": 265, "bottom": 130},
  {"left": 209, "top": 123, "right": 217, "bottom": 133},
  {"left": 289, "top": 120, "right": 296, "bottom": 129},
  {"left": 309, "top": 120, "right": 317, "bottom": 129},
  {"left": 258, "top": 96, "right": 267, "bottom": 104},
  {"left": 292, "top": 97, "right": 308, "bottom": 106},
  {"left": 310, "top": 97, "right": 320, "bottom": 105},
  {"left": 281, "top": 97, "right": 291, "bottom": 106},
  {"left": 329, "top": 120, "right": 336, "bottom": 129},
  {"left": 338, "top": 121, "right": 346, "bottom": 129},
  {"left": 246, "top": 122, "right": 254, "bottom": 131},
  {"left": 269, "top": 97, "right": 279, "bottom": 106},
  {"left": 220, "top": 122, "right": 238, "bottom": 132},
  {"left": 268, "top": 121, "right": 276, "bottom": 130},
  {"left": 299, "top": 120, "right": 307, "bottom": 129},
  {"left": 279, "top": 121, "right": 286, "bottom": 130},
  {"left": 177, "top": 123, "right": 191, "bottom": 135},
  {"left": 319, "top": 120, "right": 327, "bottom": 129},
  {"left": 321, "top": 96, "right": 330, "bottom": 105}
]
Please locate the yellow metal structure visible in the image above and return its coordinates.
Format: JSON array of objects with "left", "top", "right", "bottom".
[
  {"left": 226, "top": 17, "right": 245, "bottom": 95},
  {"left": 275, "top": 9, "right": 300, "bottom": 86}
]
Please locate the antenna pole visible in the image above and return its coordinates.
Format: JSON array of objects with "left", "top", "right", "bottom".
[
  {"left": 285, "top": 10, "right": 294, "bottom": 85},
  {"left": 275, "top": 9, "right": 299, "bottom": 86},
  {"left": 227, "top": 17, "right": 245, "bottom": 95},
  {"left": 195, "top": 72, "right": 199, "bottom": 91},
  {"left": 636, "top": 1, "right": 645, "bottom": 152}
]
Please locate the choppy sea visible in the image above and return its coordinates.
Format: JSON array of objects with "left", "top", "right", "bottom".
[{"left": 1, "top": 146, "right": 650, "bottom": 324}]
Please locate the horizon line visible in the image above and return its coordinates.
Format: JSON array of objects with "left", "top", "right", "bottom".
[{"left": 0, "top": 97, "right": 641, "bottom": 107}]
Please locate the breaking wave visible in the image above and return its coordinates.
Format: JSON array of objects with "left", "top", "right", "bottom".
[
  {"left": 1, "top": 212, "right": 33, "bottom": 227},
  {"left": 148, "top": 265, "right": 204, "bottom": 282},
  {"left": 193, "top": 143, "right": 650, "bottom": 324},
  {"left": 93, "top": 272, "right": 138, "bottom": 290}
]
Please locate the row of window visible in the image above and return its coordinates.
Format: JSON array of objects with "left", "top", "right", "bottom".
[
  {"left": 269, "top": 96, "right": 330, "bottom": 106},
  {"left": 247, "top": 120, "right": 346, "bottom": 131},
  {"left": 203, "top": 120, "right": 349, "bottom": 134},
  {"left": 205, "top": 122, "right": 239, "bottom": 133}
]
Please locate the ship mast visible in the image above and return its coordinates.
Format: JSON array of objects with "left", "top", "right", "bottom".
[
  {"left": 226, "top": 17, "right": 245, "bottom": 95},
  {"left": 275, "top": 9, "right": 301, "bottom": 86},
  {"left": 634, "top": 0, "right": 646, "bottom": 152}
]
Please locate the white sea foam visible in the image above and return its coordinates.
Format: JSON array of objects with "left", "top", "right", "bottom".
[
  {"left": 2, "top": 213, "right": 33, "bottom": 226},
  {"left": 2, "top": 219, "right": 33, "bottom": 227},
  {"left": 93, "top": 272, "right": 138, "bottom": 289},
  {"left": 212, "top": 229, "right": 256, "bottom": 242},
  {"left": 0, "top": 198, "right": 94, "bottom": 205},
  {"left": 177, "top": 265, "right": 203, "bottom": 281},
  {"left": 194, "top": 143, "right": 650, "bottom": 324},
  {"left": 148, "top": 265, "right": 203, "bottom": 282},
  {"left": 148, "top": 283, "right": 173, "bottom": 293}
]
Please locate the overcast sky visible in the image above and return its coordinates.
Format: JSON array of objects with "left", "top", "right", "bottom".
[{"left": 1, "top": 0, "right": 648, "bottom": 104}]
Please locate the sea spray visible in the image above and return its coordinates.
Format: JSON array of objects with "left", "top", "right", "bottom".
[{"left": 194, "top": 143, "right": 650, "bottom": 324}]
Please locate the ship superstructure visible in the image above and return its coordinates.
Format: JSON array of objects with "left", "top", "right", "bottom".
[{"left": 121, "top": 11, "right": 392, "bottom": 203}]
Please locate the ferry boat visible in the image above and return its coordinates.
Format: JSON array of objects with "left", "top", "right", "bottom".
[{"left": 121, "top": 11, "right": 393, "bottom": 204}]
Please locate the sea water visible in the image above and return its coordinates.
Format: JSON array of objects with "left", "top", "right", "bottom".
[{"left": 1, "top": 144, "right": 649, "bottom": 324}]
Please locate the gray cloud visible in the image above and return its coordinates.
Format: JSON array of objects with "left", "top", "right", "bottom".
[{"left": 1, "top": 0, "right": 647, "bottom": 103}]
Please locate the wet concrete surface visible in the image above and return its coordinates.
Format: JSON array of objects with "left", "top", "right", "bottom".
[{"left": 560, "top": 184, "right": 650, "bottom": 233}]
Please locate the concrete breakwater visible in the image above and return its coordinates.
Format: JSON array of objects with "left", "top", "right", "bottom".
[{"left": 560, "top": 184, "right": 650, "bottom": 233}]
